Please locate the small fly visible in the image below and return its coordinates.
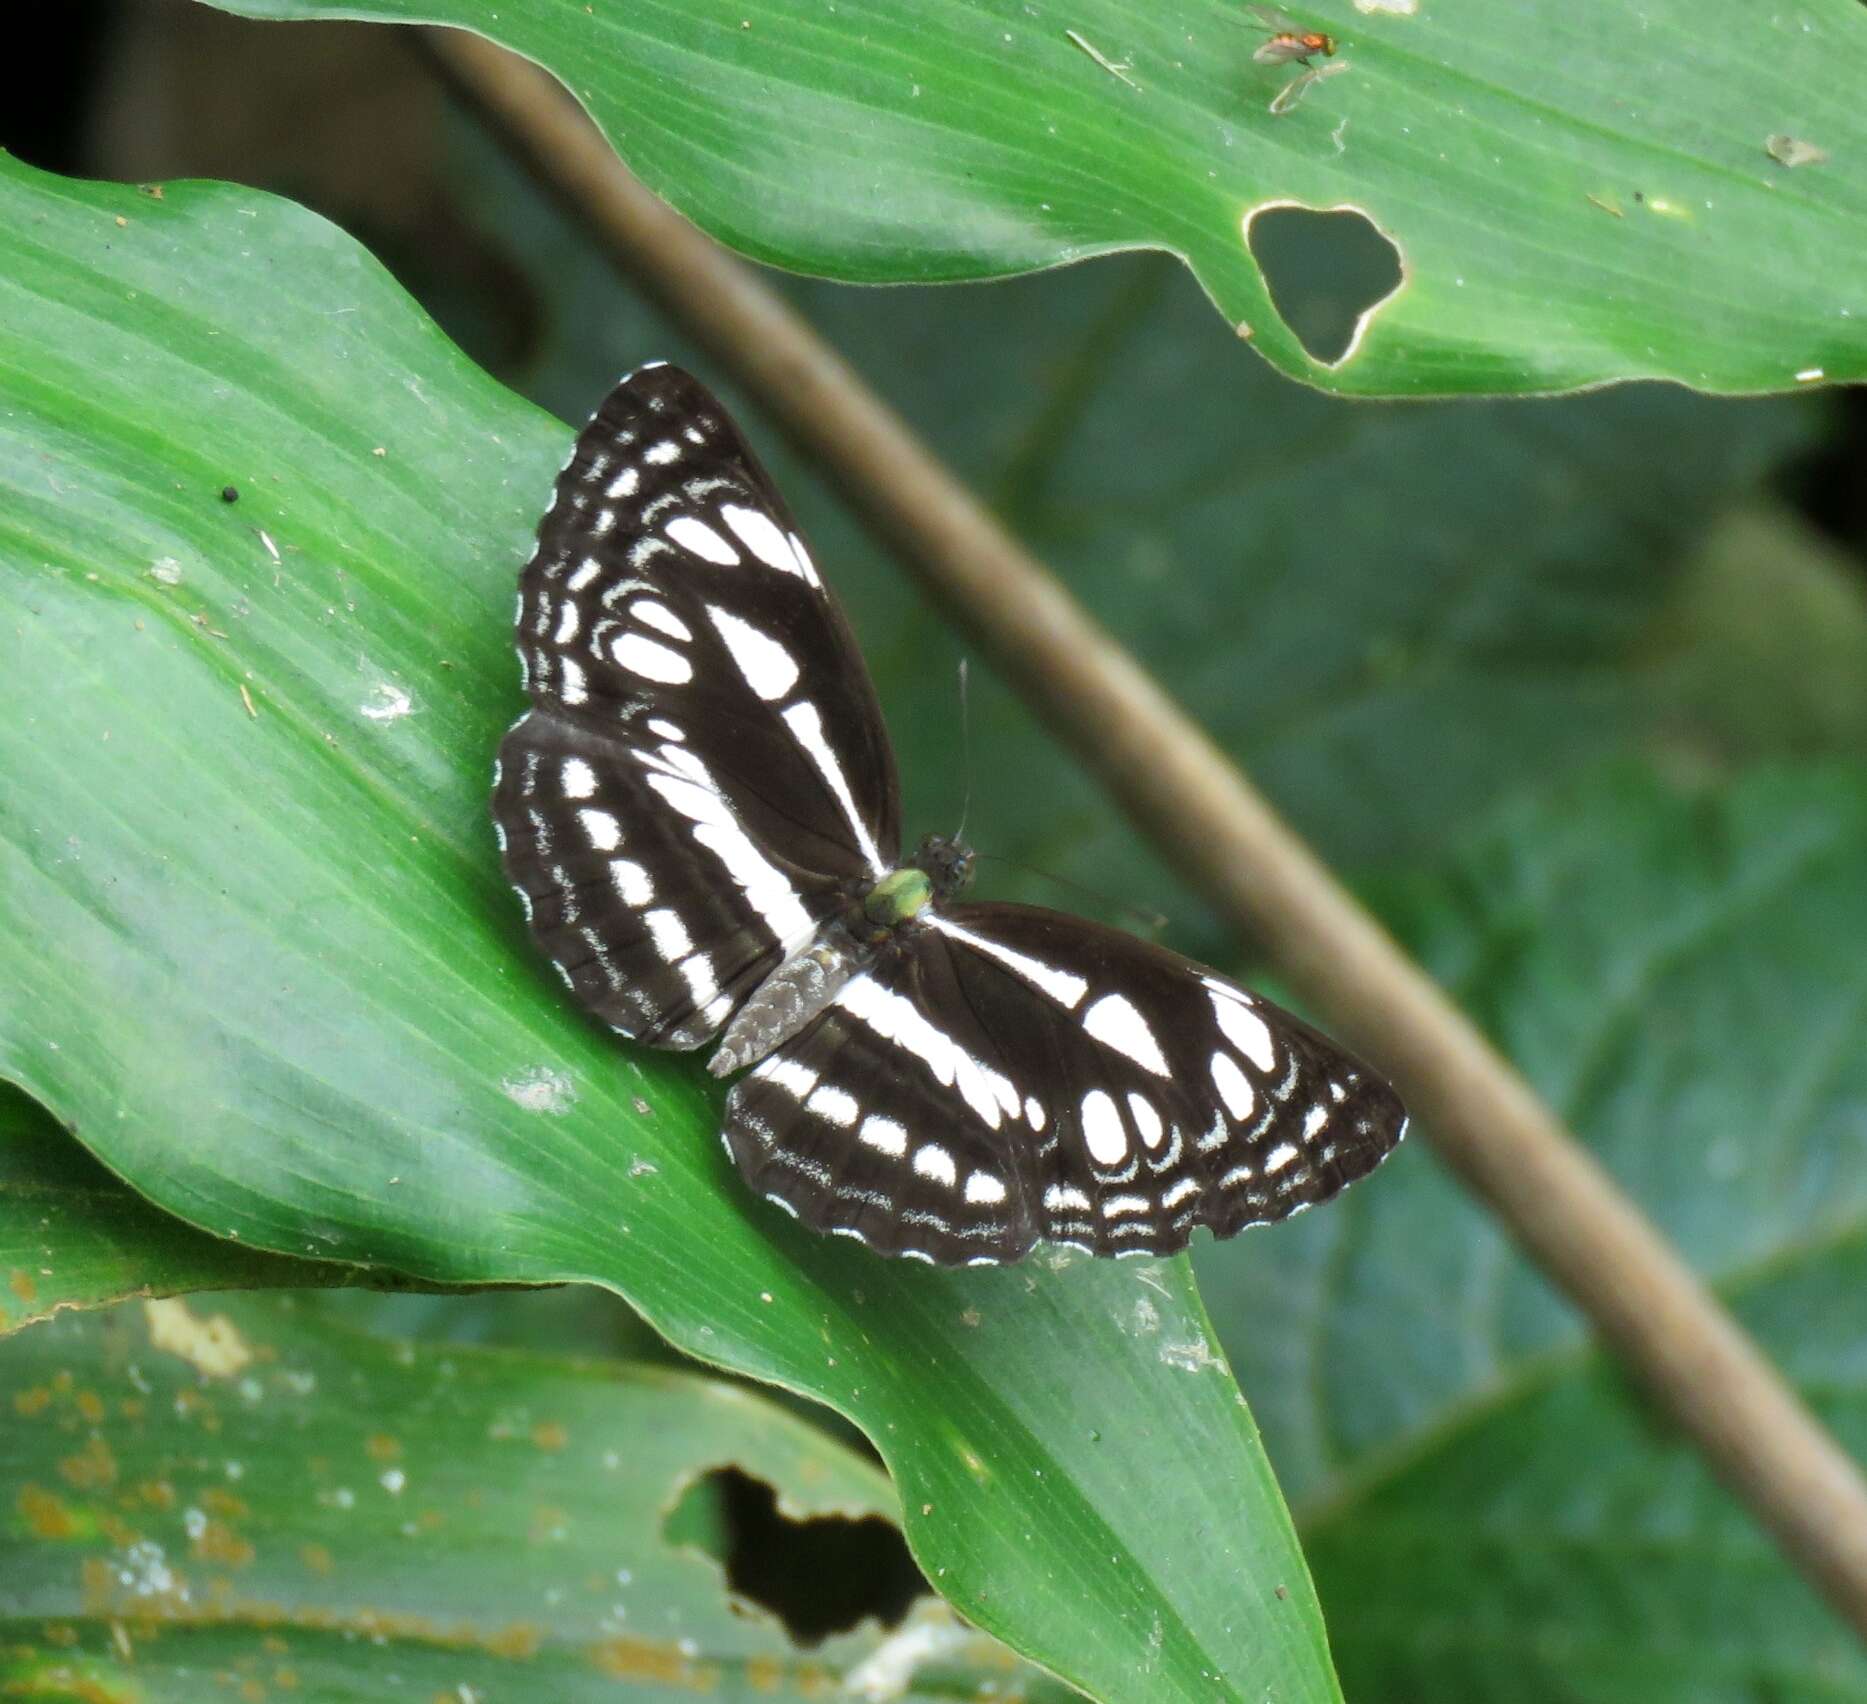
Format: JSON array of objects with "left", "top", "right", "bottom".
[{"left": 1246, "top": 5, "right": 1338, "bottom": 67}]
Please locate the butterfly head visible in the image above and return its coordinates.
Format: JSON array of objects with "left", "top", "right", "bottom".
[{"left": 911, "top": 833, "right": 976, "bottom": 903}]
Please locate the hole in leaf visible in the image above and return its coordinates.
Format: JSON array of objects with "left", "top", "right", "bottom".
[
  {"left": 664, "top": 1466, "right": 929, "bottom": 1645},
  {"left": 1246, "top": 205, "right": 1403, "bottom": 366}
]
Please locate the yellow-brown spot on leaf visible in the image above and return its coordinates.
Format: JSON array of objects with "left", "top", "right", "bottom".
[
  {"left": 484, "top": 1623, "right": 542, "bottom": 1660},
  {"left": 202, "top": 1489, "right": 250, "bottom": 1520},
  {"left": 745, "top": 1653, "right": 783, "bottom": 1692},
  {"left": 59, "top": 1435, "right": 119, "bottom": 1492},
  {"left": 144, "top": 1298, "right": 253, "bottom": 1379},
  {"left": 76, "top": 1391, "right": 106, "bottom": 1424},
  {"left": 240, "top": 1678, "right": 266, "bottom": 1702},
  {"left": 531, "top": 1420, "right": 569, "bottom": 1451},
  {"left": 98, "top": 1513, "right": 142, "bottom": 1549},
  {"left": 193, "top": 1519, "right": 256, "bottom": 1569},
  {"left": 19, "top": 1484, "right": 80, "bottom": 1539},
  {"left": 590, "top": 1636, "right": 706, "bottom": 1686},
  {"left": 10, "top": 1268, "right": 38, "bottom": 1304},
  {"left": 298, "top": 1543, "right": 333, "bottom": 1577},
  {"left": 42, "top": 1624, "right": 79, "bottom": 1647},
  {"left": 15, "top": 1386, "right": 53, "bottom": 1418},
  {"left": 364, "top": 1434, "right": 402, "bottom": 1464},
  {"left": 272, "top": 1668, "right": 299, "bottom": 1690}
]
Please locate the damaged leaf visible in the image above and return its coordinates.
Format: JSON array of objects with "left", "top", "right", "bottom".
[{"left": 0, "top": 1292, "right": 1077, "bottom": 1702}]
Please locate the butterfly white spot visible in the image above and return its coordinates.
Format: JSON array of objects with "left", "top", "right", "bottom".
[
  {"left": 1219, "top": 1163, "right": 1256, "bottom": 1189},
  {"left": 966, "top": 1171, "right": 1007, "bottom": 1206},
  {"left": 1025, "top": 1096, "right": 1047, "bottom": 1130},
  {"left": 758, "top": 1055, "right": 818, "bottom": 1102},
  {"left": 567, "top": 556, "right": 604, "bottom": 593},
  {"left": 645, "top": 718, "right": 685, "bottom": 742},
  {"left": 1161, "top": 1177, "right": 1201, "bottom": 1209},
  {"left": 609, "top": 859, "right": 653, "bottom": 905},
  {"left": 1044, "top": 1183, "right": 1092, "bottom": 1212},
  {"left": 666, "top": 515, "right": 739, "bottom": 565},
  {"left": 1102, "top": 1194, "right": 1151, "bottom": 1218},
  {"left": 836, "top": 977, "right": 1018, "bottom": 1129},
  {"left": 806, "top": 1084, "right": 860, "bottom": 1128},
  {"left": 644, "top": 907, "right": 692, "bottom": 959},
  {"left": 591, "top": 509, "right": 616, "bottom": 537},
  {"left": 708, "top": 605, "right": 800, "bottom": 701},
  {"left": 558, "top": 656, "right": 589, "bottom": 704},
  {"left": 1081, "top": 1090, "right": 1128, "bottom": 1166},
  {"left": 630, "top": 600, "right": 692, "bottom": 643},
  {"left": 859, "top": 1115, "right": 908, "bottom": 1157},
  {"left": 613, "top": 632, "right": 693, "bottom": 684},
  {"left": 1209, "top": 1051, "right": 1256, "bottom": 1121},
  {"left": 644, "top": 440, "right": 682, "bottom": 465},
  {"left": 781, "top": 702, "right": 887, "bottom": 875},
  {"left": 553, "top": 601, "right": 580, "bottom": 644},
  {"left": 1083, "top": 993, "right": 1169, "bottom": 1075},
  {"left": 1265, "top": 1142, "right": 1300, "bottom": 1173},
  {"left": 787, "top": 531, "right": 822, "bottom": 587},
  {"left": 606, "top": 467, "right": 640, "bottom": 499},
  {"left": 1127, "top": 1092, "right": 1165, "bottom": 1150},
  {"left": 639, "top": 755, "right": 814, "bottom": 944},
  {"left": 1206, "top": 981, "right": 1276, "bottom": 1072},
  {"left": 1329, "top": 1079, "right": 1348, "bottom": 1103},
  {"left": 914, "top": 1144, "right": 958, "bottom": 1187},
  {"left": 929, "top": 918, "right": 1088, "bottom": 1009},
  {"left": 578, "top": 808, "right": 622, "bottom": 851},
  {"left": 1302, "top": 1103, "right": 1330, "bottom": 1140},
  {"left": 719, "top": 502, "right": 798, "bottom": 573},
  {"left": 561, "top": 757, "right": 597, "bottom": 799}
]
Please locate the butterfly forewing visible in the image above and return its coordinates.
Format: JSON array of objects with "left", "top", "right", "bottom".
[
  {"left": 723, "top": 903, "right": 1406, "bottom": 1263},
  {"left": 494, "top": 364, "right": 900, "bottom": 1049}
]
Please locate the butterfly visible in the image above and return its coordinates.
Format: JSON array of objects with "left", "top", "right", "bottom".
[{"left": 492, "top": 365, "right": 1406, "bottom": 1265}]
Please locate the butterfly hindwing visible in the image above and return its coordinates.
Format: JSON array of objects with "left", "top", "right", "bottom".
[
  {"left": 724, "top": 903, "right": 1406, "bottom": 1263},
  {"left": 494, "top": 364, "right": 900, "bottom": 1048}
]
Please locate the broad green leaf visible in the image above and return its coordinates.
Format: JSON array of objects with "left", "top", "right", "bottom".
[
  {"left": 0, "top": 1291, "right": 1076, "bottom": 1702},
  {"left": 1199, "top": 762, "right": 1867, "bottom": 1699},
  {"left": 0, "top": 1083, "right": 356, "bottom": 1334},
  {"left": 0, "top": 156, "right": 1333, "bottom": 1701},
  {"left": 207, "top": 0, "right": 1867, "bottom": 395}
]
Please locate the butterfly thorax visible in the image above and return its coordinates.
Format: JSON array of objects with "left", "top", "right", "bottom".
[{"left": 707, "top": 835, "right": 975, "bottom": 1079}]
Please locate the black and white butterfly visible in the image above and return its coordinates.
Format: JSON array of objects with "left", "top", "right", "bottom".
[{"left": 492, "top": 365, "right": 1406, "bottom": 1266}]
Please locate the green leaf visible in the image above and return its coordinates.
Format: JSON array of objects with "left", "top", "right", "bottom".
[
  {"left": 0, "top": 155, "right": 1333, "bottom": 1701},
  {"left": 0, "top": 1291, "right": 1078, "bottom": 1702},
  {"left": 1199, "top": 761, "right": 1867, "bottom": 1699},
  {"left": 206, "top": 0, "right": 1867, "bottom": 395},
  {"left": 0, "top": 1083, "right": 357, "bottom": 1334}
]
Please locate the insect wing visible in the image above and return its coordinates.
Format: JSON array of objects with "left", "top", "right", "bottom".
[
  {"left": 724, "top": 902, "right": 1406, "bottom": 1264},
  {"left": 494, "top": 365, "right": 902, "bottom": 1049}
]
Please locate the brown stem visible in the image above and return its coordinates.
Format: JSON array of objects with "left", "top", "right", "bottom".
[{"left": 428, "top": 29, "right": 1867, "bottom": 1640}]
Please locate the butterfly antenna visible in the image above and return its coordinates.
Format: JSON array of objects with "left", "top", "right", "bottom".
[
  {"left": 954, "top": 657, "right": 974, "bottom": 843},
  {"left": 971, "top": 853, "right": 1170, "bottom": 937}
]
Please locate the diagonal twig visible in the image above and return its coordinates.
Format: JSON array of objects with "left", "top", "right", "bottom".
[{"left": 426, "top": 29, "right": 1867, "bottom": 1640}]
